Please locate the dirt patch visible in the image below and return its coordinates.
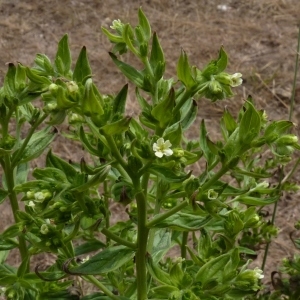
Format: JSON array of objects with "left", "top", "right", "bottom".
[{"left": 0, "top": 0, "right": 300, "bottom": 293}]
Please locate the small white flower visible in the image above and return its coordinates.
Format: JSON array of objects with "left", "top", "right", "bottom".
[
  {"left": 253, "top": 267, "right": 264, "bottom": 279},
  {"left": 230, "top": 73, "right": 243, "bottom": 87},
  {"left": 110, "top": 19, "right": 122, "bottom": 30},
  {"left": 153, "top": 138, "right": 173, "bottom": 158}
]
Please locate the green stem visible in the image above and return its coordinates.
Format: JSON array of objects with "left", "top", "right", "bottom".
[
  {"left": 181, "top": 232, "right": 188, "bottom": 259},
  {"left": 135, "top": 187, "right": 149, "bottom": 300},
  {"left": 104, "top": 134, "right": 128, "bottom": 171},
  {"left": 83, "top": 275, "right": 119, "bottom": 300},
  {"left": 103, "top": 180, "right": 110, "bottom": 243},
  {"left": 101, "top": 228, "right": 137, "bottom": 250},
  {"left": 11, "top": 113, "right": 48, "bottom": 167},
  {"left": 4, "top": 156, "right": 28, "bottom": 268},
  {"left": 147, "top": 200, "right": 189, "bottom": 228}
]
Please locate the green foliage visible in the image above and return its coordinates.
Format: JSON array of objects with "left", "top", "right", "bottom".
[{"left": 0, "top": 7, "right": 299, "bottom": 300}]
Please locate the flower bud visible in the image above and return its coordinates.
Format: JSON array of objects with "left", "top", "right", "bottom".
[
  {"left": 209, "top": 79, "right": 223, "bottom": 94},
  {"left": 214, "top": 72, "right": 232, "bottom": 85},
  {"left": 66, "top": 81, "right": 79, "bottom": 94},
  {"left": 207, "top": 189, "right": 218, "bottom": 200},
  {"left": 40, "top": 224, "right": 49, "bottom": 235},
  {"left": 276, "top": 134, "right": 298, "bottom": 146},
  {"left": 48, "top": 83, "right": 59, "bottom": 95}
]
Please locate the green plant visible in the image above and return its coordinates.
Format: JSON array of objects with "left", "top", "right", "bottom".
[{"left": 0, "top": 8, "right": 299, "bottom": 300}]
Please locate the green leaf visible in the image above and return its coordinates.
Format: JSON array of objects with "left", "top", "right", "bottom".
[
  {"left": 17, "top": 255, "right": 30, "bottom": 278},
  {"left": 163, "top": 122, "right": 182, "bottom": 146},
  {"left": 100, "top": 116, "right": 132, "bottom": 135},
  {"left": 79, "top": 126, "right": 99, "bottom": 156},
  {"left": 32, "top": 167, "right": 69, "bottom": 184},
  {"left": 181, "top": 99, "right": 198, "bottom": 131},
  {"left": 68, "top": 245, "right": 135, "bottom": 275},
  {"left": 150, "top": 32, "right": 165, "bottom": 68},
  {"left": 109, "top": 52, "right": 144, "bottom": 89},
  {"left": 216, "top": 46, "right": 228, "bottom": 73},
  {"left": 151, "top": 88, "right": 175, "bottom": 128},
  {"left": 221, "top": 108, "right": 237, "bottom": 136},
  {"left": 146, "top": 256, "right": 173, "bottom": 286},
  {"left": 237, "top": 195, "right": 278, "bottom": 206},
  {"left": 46, "top": 150, "right": 78, "bottom": 184},
  {"left": 73, "top": 46, "right": 92, "bottom": 83},
  {"left": 195, "top": 252, "right": 231, "bottom": 284},
  {"left": 26, "top": 67, "right": 52, "bottom": 85},
  {"left": 239, "top": 101, "right": 261, "bottom": 145},
  {"left": 55, "top": 34, "right": 72, "bottom": 76},
  {"left": 15, "top": 127, "right": 56, "bottom": 164},
  {"left": 0, "top": 188, "right": 8, "bottom": 204},
  {"left": 151, "top": 229, "right": 172, "bottom": 263},
  {"left": 74, "top": 240, "right": 105, "bottom": 256},
  {"left": 149, "top": 164, "right": 191, "bottom": 183},
  {"left": 177, "top": 50, "right": 195, "bottom": 89},
  {"left": 101, "top": 27, "right": 124, "bottom": 43},
  {"left": 138, "top": 8, "right": 151, "bottom": 41},
  {"left": 15, "top": 163, "right": 30, "bottom": 186},
  {"left": 0, "top": 238, "right": 18, "bottom": 251},
  {"left": 199, "top": 120, "right": 217, "bottom": 166},
  {"left": 3, "top": 63, "right": 17, "bottom": 100},
  {"left": 152, "top": 211, "right": 212, "bottom": 231},
  {"left": 112, "top": 84, "right": 128, "bottom": 119}
]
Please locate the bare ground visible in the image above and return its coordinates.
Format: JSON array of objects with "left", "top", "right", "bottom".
[{"left": 0, "top": 0, "right": 300, "bottom": 295}]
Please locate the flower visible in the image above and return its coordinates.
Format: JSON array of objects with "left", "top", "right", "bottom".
[
  {"left": 40, "top": 224, "right": 49, "bottom": 235},
  {"left": 253, "top": 267, "right": 264, "bottom": 279},
  {"left": 153, "top": 138, "right": 173, "bottom": 158},
  {"left": 230, "top": 73, "right": 243, "bottom": 87}
]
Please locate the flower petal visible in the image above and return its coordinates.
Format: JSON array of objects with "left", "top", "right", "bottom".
[
  {"left": 163, "top": 149, "right": 173, "bottom": 156},
  {"left": 155, "top": 151, "right": 164, "bottom": 158}
]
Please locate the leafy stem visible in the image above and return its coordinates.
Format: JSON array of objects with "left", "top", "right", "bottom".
[{"left": 101, "top": 228, "right": 137, "bottom": 249}]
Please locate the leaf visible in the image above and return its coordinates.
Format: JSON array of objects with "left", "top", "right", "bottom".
[
  {"left": 15, "top": 127, "right": 56, "bottom": 164},
  {"left": 0, "top": 238, "right": 18, "bottom": 251},
  {"left": 74, "top": 240, "right": 105, "bottom": 256},
  {"left": 101, "top": 27, "right": 124, "bottom": 43},
  {"left": 149, "top": 164, "right": 191, "bottom": 183},
  {"left": 112, "top": 84, "right": 128, "bottom": 119},
  {"left": 32, "top": 167, "right": 69, "bottom": 183},
  {"left": 195, "top": 252, "right": 231, "bottom": 284},
  {"left": 109, "top": 52, "right": 144, "bottom": 89},
  {"left": 151, "top": 229, "right": 172, "bottom": 263},
  {"left": 15, "top": 163, "right": 30, "bottom": 186},
  {"left": 177, "top": 50, "right": 195, "bottom": 89},
  {"left": 73, "top": 46, "right": 92, "bottom": 83},
  {"left": 239, "top": 101, "right": 261, "bottom": 145},
  {"left": 152, "top": 212, "right": 212, "bottom": 231},
  {"left": 46, "top": 150, "right": 78, "bottom": 184},
  {"left": 216, "top": 46, "right": 228, "bottom": 73},
  {"left": 138, "top": 8, "right": 151, "bottom": 41},
  {"left": 100, "top": 116, "right": 132, "bottom": 135},
  {"left": 181, "top": 99, "right": 198, "bottom": 131},
  {"left": 199, "top": 120, "right": 217, "bottom": 166},
  {"left": 3, "top": 63, "right": 16, "bottom": 99},
  {"left": 68, "top": 245, "right": 135, "bottom": 275},
  {"left": 151, "top": 88, "right": 175, "bottom": 128},
  {"left": 150, "top": 32, "right": 165, "bottom": 67},
  {"left": 237, "top": 195, "right": 278, "bottom": 206},
  {"left": 146, "top": 256, "right": 173, "bottom": 286},
  {"left": 55, "top": 34, "right": 72, "bottom": 76},
  {"left": 0, "top": 188, "right": 8, "bottom": 204}
]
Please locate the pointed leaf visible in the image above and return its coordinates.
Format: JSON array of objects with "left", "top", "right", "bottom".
[
  {"left": 55, "top": 34, "right": 72, "bottom": 76},
  {"left": 112, "top": 84, "right": 128, "bottom": 118},
  {"left": 138, "top": 8, "right": 151, "bottom": 41},
  {"left": 100, "top": 116, "right": 132, "bottom": 135},
  {"left": 68, "top": 245, "right": 135, "bottom": 275},
  {"left": 177, "top": 50, "right": 195, "bottom": 89},
  {"left": 73, "top": 46, "right": 92, "bottom": 83}
]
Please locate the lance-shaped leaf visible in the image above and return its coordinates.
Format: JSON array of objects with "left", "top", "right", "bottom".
[
  {"left": 73, "top": 46, "right": 92, "bottom": 83},
  {"left": 216, "top": 46, "right": 228, "bottom": 74},
  {"left": 149, "top": 164, "right": 191, "bottom": 183},
  {"left": 195, "top": 251, "right": 231, "bottom": 284},
  {"left": 138, "top": 8, "right": 151, "bottom": 41},
  {"left": 79, "top": 126, "right": 99, "bottom": 156},
  {"left": 177, "top": 50, "right": 195, "bottom": 89},
  {"left": 55, "top": 34, "right": 72, "bottom": 77},
  {"left": 181, "top": 99, "right": 198, "bottom": 131},
  {"left": 71, "top": 165, "right": 111, "bottom": 192},
  {"left": 147, "top": 255, "right": 173, "bottom": 286},
  {"left": 68, "top": 245, "right": 135, "bottom": 275},
  {"left": 32, "top": 167, "right": 69, "bottom": 184},
  {"left": 239, "top": 101, "right": 261, "bottom": 145},
  {"left": 0, "top": 188, "right": 8, "bottom": 205},
  {"left": 56, "top": 86, "right": 76, "bottom": 109},
  {"left": 112, "top": 84, "right": 128, "bottom": 119},
  {"left": 109, "top": 52, "right": 144, "bottom": 89},
  {"left": 26, "top": 67, "right": 52, "bottom": 85},
  {"left": 3, "top": 63, "right": 16, "bottom": 100},
  {"left": 152, "top": 211, "right": 212, "bottom": 231},
  {"left": 82, "top": 79, "right": 104, "bottom": 117},
  {"left": 14, "top": 127, "right": 56, "bottom": 164},
  {"left": 46, "top": 150, "right": 78, "bottom": 184},
  {"left": 236, "top": 195, "right": 278, "bottom": 206},
  {"left": 151, "top": 229, "right": 172, "bottom": 263},
  {"left": 101, "top": 27, "right": 124, "bottom": 43},
  {"left": 100, "top": 116, "right": 132, "bottom": 135},
  {"left": 0, "top": 238, "right": 18, "bottom": 251},
  {"left": 151, "top": 88, "right": 175, "bottom": 128}
]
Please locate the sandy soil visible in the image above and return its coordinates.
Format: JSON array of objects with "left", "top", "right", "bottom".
[{"left": 0, "top": 0, "right": 300, "bottom": 295}]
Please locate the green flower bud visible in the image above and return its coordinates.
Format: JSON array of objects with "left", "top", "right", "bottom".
[
  {"left": 66, "top": 81, "right": 79, "bottom": 94},
  {"left": 173, "top": 148, "right": 185, "bottom": 157},
  {"left": 34, "top": 190, "right": 52, "bottom": 203},
  {"left": 68, "top": 112, "right": 85, "bottom": 124},
  {"left": 214, "top": 72, "right": 232, "bottom": 85},
  {"left": 276, "top": 134, "right": 298, "bottom": 146},
  {"left": 235, "top": 267, "right": 264, "bottom": 291},
  {"left": 209, "top": 79, "right": 223, "bottom": 94},
  {"left": 26, "top": 190, "right": 35, "bottom": 199},
  {"left": 40, "top": 224, "right": 49, "bottom": 235},
  {"left": 207, "top": 189, "right": 218, "bottom": 200},
  {"left": 48, "top": 83, "right": 59, "bottom": 95}
]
